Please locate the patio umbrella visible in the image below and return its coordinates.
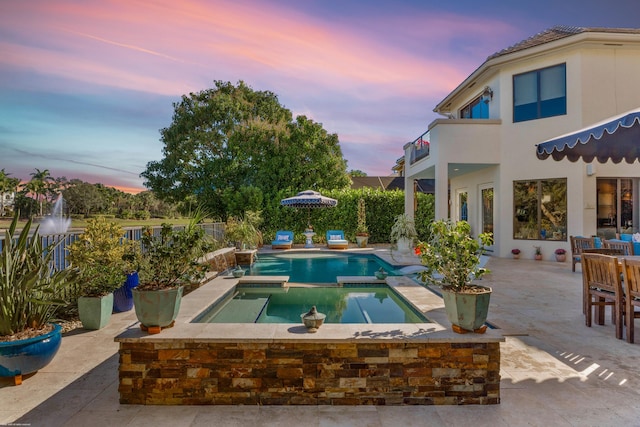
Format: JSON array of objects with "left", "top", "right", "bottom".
[
  {"left": 536, "top": 109, "right": 640, "bottom": 163},
  {"left": 280, "top": 190, "right": 338, "bottom": 228}
]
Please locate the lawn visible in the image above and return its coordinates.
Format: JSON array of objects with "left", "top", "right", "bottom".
[{"left": 0, "top": 217, "right": 202, "bottom": 231}]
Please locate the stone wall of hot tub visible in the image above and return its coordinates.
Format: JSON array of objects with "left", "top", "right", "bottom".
[{"left": 117, "top": 340, "right": 501, "bottom": 405}]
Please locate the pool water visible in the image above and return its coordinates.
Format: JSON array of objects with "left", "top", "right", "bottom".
[
  {"left": 194, "top": 285, "right": 429, "bottom": 324},
  {"left": 246, "top": 252, "right": 396, "bottom": 283}
]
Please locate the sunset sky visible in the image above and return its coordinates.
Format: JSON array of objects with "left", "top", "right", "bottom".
[{"left": 1, "top": 0, "right": 639, "bottom": 193}]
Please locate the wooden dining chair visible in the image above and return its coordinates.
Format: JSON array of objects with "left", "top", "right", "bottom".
[
  {"left": 570, "top": 236, "right": 595, "bottom": 272},
  {"left": 582, "top": 253, "right": 624, "bottom": 339},
  {"left": 620, "top": 258, "right": 640, "bottom": 343},
  {"left": 602, "top": 239, "right": 634, "bottom": 256}
]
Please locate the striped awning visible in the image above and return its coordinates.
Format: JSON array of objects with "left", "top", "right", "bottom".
[
  {"left": 280, "top": 190, "right": 338, "bottom": 208},
  {"left": 536, "top": 109, "right": 640, "bottom": 163}
]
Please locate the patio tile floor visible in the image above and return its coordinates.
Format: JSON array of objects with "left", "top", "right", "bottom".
[{"left": 2, "top": 249, "right": 640, "bottom": 426}]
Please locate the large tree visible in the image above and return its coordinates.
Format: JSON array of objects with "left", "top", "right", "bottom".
[{"left": 141, "top": 80, "right": 350, "bottom": 219}]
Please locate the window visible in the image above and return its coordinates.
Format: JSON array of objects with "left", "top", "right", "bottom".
[
  {"left": 460, "top": 95, "right": 489, "bottom": 119},
  {"left": 513, "top": 64, "right": 566, "bottom": 122},
  {"left": 514, "top": 178, "right": 567, "bottom": 241}
]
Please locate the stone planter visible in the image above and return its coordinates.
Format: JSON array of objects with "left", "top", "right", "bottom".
[
  {"left": 355, "top": 235, "right": 369, "bottom": 248},
  {"left": 132, "top": 287, "right": 183, "bottom": 334},
  {"left": 78, "top": 293, "right": 114, "bottom": 330},
  {"left": 396, "top": 237, "right": 413, "bottom": 255},
  {"left": 441, "top": 286, "right": 492, "bottom": 333},
  {"left": 0, "top": 324, "right": 62, "bottom": 385},
  {"left": 555, "top": 254, "right": 566, "bottom": 262}
]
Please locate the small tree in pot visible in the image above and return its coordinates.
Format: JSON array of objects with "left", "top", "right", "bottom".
[
  {"left": 66, "top": 218, "right": 137, "bottom": 330},
  {"left": 134, "top": 209, "right": 210, "bottom": 334},
  {"left": 355, "top": 198, "right": 369, "bottom": 248},
  {"left": 414, "top": 219, "right": 493, "bottom": 333}
]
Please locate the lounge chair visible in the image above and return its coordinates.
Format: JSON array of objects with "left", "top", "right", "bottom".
[
  {"left": 326, "top": 230, "right": 349, "bottom": 250},
  {"left": 271, "top": 230, "right": 294, "bottom": 249}
]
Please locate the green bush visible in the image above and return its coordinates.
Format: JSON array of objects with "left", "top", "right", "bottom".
[{"left": 260, "top": 188, "right": 434, "bottom": 244}]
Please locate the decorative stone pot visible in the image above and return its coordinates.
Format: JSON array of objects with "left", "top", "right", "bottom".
[
  {"left": 301, "top": 306, "right": 326, "bottom": 333},
  {"left": 512, "top": 253, "right": 520, "bottom": 259},
  {"left": 0, "top": 324, "right": 62, "bottom": 385},
  {"left": 375, "top": 271, "right": 388, "bottom": 280},
  {"left": 441, "top": 286, "right": 492, "bottom": 333},
  {"left": 132, "top": 287, "right": 183, "bottom": 333},
  {"left": 556, "top": 254, "right": 566, "bottom": 262},
  {"left": 113, "top": 272, "right": 139, "bottom": 313},
  {"left": 78, "top": 293, "right": 114, "bottom": 330},
  {"left": 355, "top": 235, "right": 369, "bottom": 248},
  {"left": 535, "top": 254, "right": 543, "bottom": 261}
]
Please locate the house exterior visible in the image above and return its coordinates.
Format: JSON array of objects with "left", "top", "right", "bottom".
[
  {"left": 402, "top": 26, "right": 640, "bottom": 260},
  {"left": 1, "top": 191, "right": 15, "bottom": 216},
  {"left": 350, "top": 176, "right": 434, "bottom": 194}
]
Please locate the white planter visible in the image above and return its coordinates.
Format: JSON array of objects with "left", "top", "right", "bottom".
[{"left": 396, "top": 237, "right": 413, "bottom": 254}]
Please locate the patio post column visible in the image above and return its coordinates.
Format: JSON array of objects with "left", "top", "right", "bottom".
[{"left": 434, "top": 164, "right": 449, "bottom": 220}]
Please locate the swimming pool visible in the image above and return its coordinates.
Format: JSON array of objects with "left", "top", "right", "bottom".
[
  {"left": 246, "top": 252, "right": 396, "bottom": 283},
  {"left": 193, "top": 285, "right": 429, "bottom": 324}
]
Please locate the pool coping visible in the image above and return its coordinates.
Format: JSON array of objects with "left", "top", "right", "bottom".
[{"left": 115, "top": 250, "right": 504, "bottom": 345}]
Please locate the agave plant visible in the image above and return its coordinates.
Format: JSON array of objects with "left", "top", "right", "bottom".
[{"left": 0, "top": 213, "right": 76, "bottom": 338}]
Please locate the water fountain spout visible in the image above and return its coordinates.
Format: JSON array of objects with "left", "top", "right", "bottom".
[{"left": 39, "top": 195, "right": 72, "bottom": 235}]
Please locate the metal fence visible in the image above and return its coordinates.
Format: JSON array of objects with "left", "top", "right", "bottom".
[{"left": 1, "top": 222, "right": 226, "bottom": 271}]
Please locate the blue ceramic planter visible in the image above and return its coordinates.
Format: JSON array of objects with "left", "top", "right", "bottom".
[
  {"left": 113, "top": 272, "right": 139, "bottom": 313},
  {"left": 0, "top": 324, "right": 62, "bottom": 378}
]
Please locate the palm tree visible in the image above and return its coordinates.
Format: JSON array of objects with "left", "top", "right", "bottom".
[{"left": 26, "top": 168, "right": 53, "bottom": 216}]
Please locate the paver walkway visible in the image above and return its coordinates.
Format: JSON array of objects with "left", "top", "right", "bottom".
[{"left": 2, "top": 254, "right": 640, "bottom": 426}]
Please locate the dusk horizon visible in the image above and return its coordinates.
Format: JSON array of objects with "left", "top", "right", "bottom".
[{"left": 2, "top": 0, "right": 639, "bottom": 194}]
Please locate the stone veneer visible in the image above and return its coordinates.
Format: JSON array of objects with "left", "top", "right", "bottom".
[
  {"left": 116, "top": 251, "right": 504, "bottom": 406},
  {"left": 117, "top": 338, "right": 500, "bottom": 405}
]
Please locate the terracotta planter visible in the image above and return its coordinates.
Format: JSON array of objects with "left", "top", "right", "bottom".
[
  {"left": 512, "top": 254, "right": 520, "bottom": 259},
  {"left": 132, "top": 287, "right": 183, "bottom": 332},
  {"left": 535, "top": 255, "right": 542, "bottom": 261},
  {"left": 0, "top": 324, "right": 62, "bottom": 384},
  {"left": 556, "top": 254, "right": 566, "bottom": 262},
  {"left": 441, "top": 286, "right": 492, "bottom": 333},
  {"left": 78, "top": 293, "right": 114, "bottom": 330}
]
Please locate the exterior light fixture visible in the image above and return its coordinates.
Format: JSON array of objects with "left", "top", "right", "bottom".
[{"left": 481, "top": 86, "right": 493, "bottom": 104}]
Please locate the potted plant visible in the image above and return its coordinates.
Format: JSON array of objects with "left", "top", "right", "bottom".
[
  {"left": 113, "top": 242, "right": 142, "bottom": 313},
  {"left": 414, "top": 219, "right": 493, "bottom": 334},
  {"left": 511, "top": 248, "right": 521, "bottom": 259},
  {"left": 390, "top": 213, "right": 417, "bottom": 254},
  {"left": 66, "top": 218, "right": 136, "bottom": 330},
  {"left": 534, "top": 246, "right": 543, "bottom": 260},
  {"left": 355, "top": 198, "right": 369, "bottom": 248},
  {"left": 555, "top": 248, "right": 567, "bottom": 262},
  {"left": 133, "top": 210, "right": 209, "bottom": 334},
  {"left": 225, "top": 212, "right": 262, "bottom": 250},
  {"left": 0, "top": 213, "right": 76, "bottom": 385}
]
